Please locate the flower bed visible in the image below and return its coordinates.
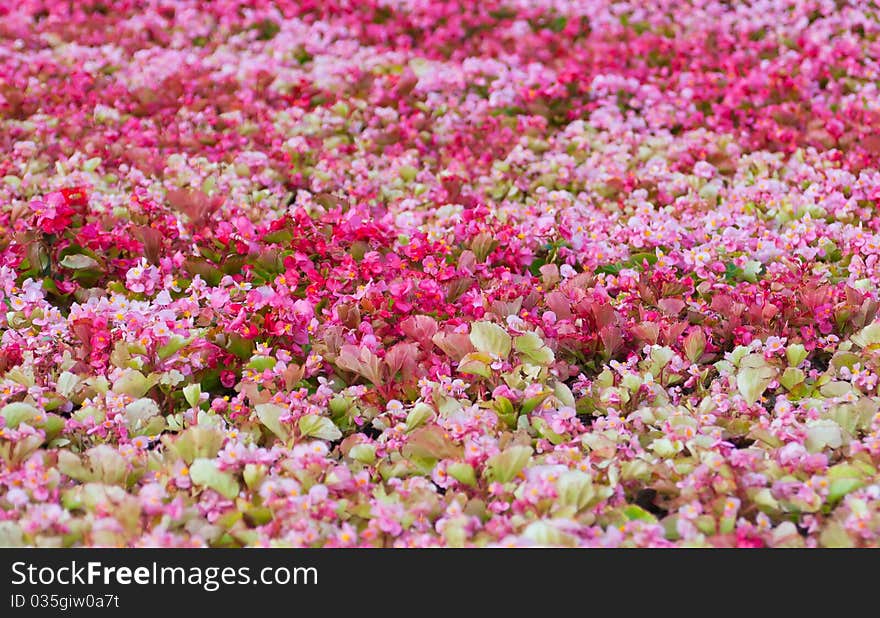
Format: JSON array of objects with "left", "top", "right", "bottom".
[{"left": 2, "top": 0, "right": 880, "bottom": 547}]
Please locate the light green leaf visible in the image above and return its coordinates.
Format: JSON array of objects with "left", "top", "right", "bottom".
[
  {"left": 623, "top": 504, "right": 658, "bottom": 523},
  {"left": 299, "top": 415, "right": 342, "bottom": 441},
  {"left": 56, "top": 450, "right": 88, "bottom": 481},
  {"left": 348, "top": 443, "right": 376, "bottom": 465},
  {"left": 553, "top": 381, "right": 575, "bottom": 408},
  {"left": 469, "top": 321, "right": 511, "bottom": 358},
  {"left": 255, "top": 403, "right": 290, "bottom": 441},
  {"left": 59, "top": 254, "right": 100, "bottom": 270},
  {"left": 786, "top": 343, "right": 808, "bottom": 367},
  {"left": 827, "top": 463, "right": 870, "bottom": 481},
  {"left": 736, "top": 353, "right": 777, "bottom": 405},
  {"left": 779, "top": 367, "right": 805, "bottom": 391},
  {"left": 0, "top": 522, "right": 24, "bottom": 547},
  {"left": 399, "top": 165, "right": 418, "bottom": 182},
  {"left": 555, "top": 471, "right": 596, "bottom": 511},
  {"left": 157, "top": 335, "right": 188, "bottom": 360},
  {"left": 56, "top": 371, "right": 81, "bottom": 398},
  {"left": 83, "top": 156, "right": 102, "bottom": 172},
  {"left": 486, "top": 445, "right": 532, "bottom": 483},
  {"left": 651, "top": 438, "right": 678, "bottom": 458},
  {"left": 183, "top": 383, "right": 201, "bottom": 409},
  {"left": 405, "top": 403, "right": 433, "bottom": 432},
  {"left": 820, "top": 381, "right": 852, "bottom": 398},
  {"left": 532, "top": 417, "right": 565, "bottom": 445},
  {"left": 741, "top": 260, "right": 762, "bottom": 283},
  {"left": 0, "top": 402, "right": 39, "bottom": 428},
  {"left": 828, "top": 478, "right": 863, "bottom": 503},
  {"left": 457, "top": 352, "right": 492, "bottom": 378},
  {"left": 246, "top": 355, "right": 276, "bottom": 371},
  {"left": 805, "top": 419, "right": 843, "bottom": 453},
  {"left": 243, "top": 464, "right": 266, "bottom": 490},
  {"left": 819, "top": 521, "right": 855, "bottom": 548},
  {"left": 166, "top": 426, "right": 223, "bottom": 464},
  {"left": 447, "top": 462, "right": 477, "bottom": 486},
  {"left": 522, "top": 520, "right": 576, "bottom": 547},
  {"left": 403, "top": 426, "right": 460, "bottom": 460},
  {"left": 124, "top": 398, "right": 160, "bottom": 428},
  {"left": 111, "top": 369, "right": 156, "bottom": 398},
  {"left": 514, "top": 331, "right": 554, "bottom": 365},
  {"left": 190, "top": 458, "right": 240, "bottom": 499},
  {"left": 852, "top": 321, "right": 880, "bottom": 349}
]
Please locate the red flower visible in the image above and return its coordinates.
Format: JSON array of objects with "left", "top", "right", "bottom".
[{"left": 33, "top": 191, "right": 77, "bottom": 235}]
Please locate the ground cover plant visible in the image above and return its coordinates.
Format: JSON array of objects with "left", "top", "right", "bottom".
[{"left": 2, "top": 0, "right": 880, "bottom": 547}]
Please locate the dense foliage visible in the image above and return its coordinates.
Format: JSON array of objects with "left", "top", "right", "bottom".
[{"left": 3, "top": 0, "right": 880, "bottom": 547}]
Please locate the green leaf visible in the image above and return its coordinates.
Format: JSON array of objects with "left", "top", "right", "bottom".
[
  {"left": 263, "top": 229, "right": 293, "bottom": 244},
  {"left": 555, "top": 471, "right": 596, "bottom": 511},
  {"left": 403, "top": 425, "right": 460, "bottom": 460},
  {"left": 736, "top": 354, "right": 777, "bottom": 405},
  {"left": 0, "top": 402, "right": 39, "bottom": 428},
  {"left": 243, "top": 507, "right": 273, "bottom": 527},
  {"left": 226, "top": 334, "right": 255, "bottom": 359},
  {"left": 492, "top": 396, "right": 515, "bottom": 417},
  {"left": 59, "top": 254, "right": 100, "bottom": 270},
  {"left": 405, "top": 403, "right": 433, "bottom": 432},
  {"left": 804, "top": 419, "right": 843, "bottom": 453},
  {"left": 595, "top": 262, "right": 623, "bottom": 275},
  {"left": 111, "top": 369, "right": 156, "bottom": 398},
  {"left": 447, "top": 462, "right": 477, "bottom": 486},
  {"left": 124, "top": 398, "right": 160, "bottom": 428},
  {"left": 42, "top": 414, "right": 65, "bottom": 442},
  {"left": 457, "top": 352, "right": 492, "bottom": 378},
  {"left": 56, "top": 371, "right": 81, "bottom": 398},
  {"left": 348, "top": 443, "right": 376, "bottom": 465},
  {"left": 819, "top": 521, "right": 855, "bottom": 548},
  {"left": 182, "top": 383, "right": 201, "bottom": 409},
  {"left": 723, "top": 262, "right": 742, "bottom": 281},
  {"left": 157, "top": 335, "right": 188, "bottom": 359},
  {"left": 779, "top": 367, "right": 805, "bottom": 391},
  {"left": 399, "top": 165, "right": 418, "bottom": 182},
  {"left": 786, "top": 343, "right": 808, "bottom": 367},
  {"left": 246, "top": 355, "right": 276, "bottom": 371},
  {"left": 532, "top": 417, "right": 565, "bottom": 445},
  {"left": 741, "top": 260, "right": 763, "bottom": 283},
  {"left": 852, "top": 321, "right": 880, "bottom": 349},
  {"left": 493, "top": 396, "right": 517, "bottom": 428},
  {"left": 299, "top": 415, "right": 342, "bottom": 441},
  {"left": 628, "top": 252, "right": 658, "bottom": 267},
  {"left": 469, "top": 322, "right": 511, "bottom": 358},
  {"left": 0, "top": 522, "right": 24, "bottom": 547},
  {"left": 623, "top": 504, "right": 658, "bottom": 523},
  {"left": 827, "top": 478, "right": 863, "bottom": 503},
  {"left": 521, "top": 392, "right": 549, "bottom": 415},
  {"left": 165, "top": 426, "right": 224, "bottom": 464},
  {"left": 253, "top": 18, "right": 280, "bottom": 40},
  {"left": 255, "top": 403, "right": 290, "bottom": 441},
  {"left": 548, "top": 15, "right": 567, "bottom": 32},
  {"left": 486, "top": 445, "right": 532, "bottom": 483},
  {"left": 514, "top": 331, "right": 554, "bottom": 365},
  {"left": 190, "top": 458, "right": 240, "bottom": 500},
  {"left": 83, "top": 157, "right": 102, "bottom": 172},
  {"left": 522, "top": 521, "right": 575, "bottom": 547}
]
